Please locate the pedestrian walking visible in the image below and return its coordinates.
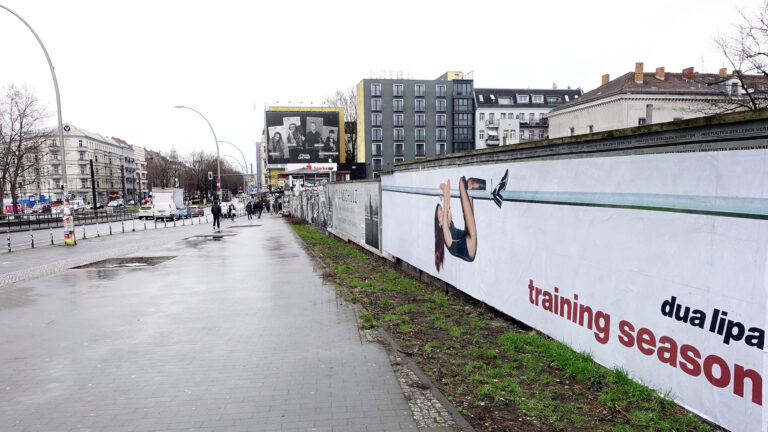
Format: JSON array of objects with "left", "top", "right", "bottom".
[
  {"left": 255, "top": 199, "right": 263, "bottom": 219},
  {"left": 246, "top": 201, "right": 253, "bottom": 220},
  {"left": 266, "top": 199, "right": 271, "bottom": 215},
  {"left": 228, "top": 203, "right": 236, "bottom": 222},
  {"left": 211, "top": 201, "right": 222, "bottom": 229}
]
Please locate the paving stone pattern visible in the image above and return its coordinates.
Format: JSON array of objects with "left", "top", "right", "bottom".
[{"left": 0, "top": 215, "right": 420, "bottom": 431}]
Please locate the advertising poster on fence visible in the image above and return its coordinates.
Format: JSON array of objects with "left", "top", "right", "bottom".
[
  {"left": 381, "top": 150, "right": 768, "bottom": 431},
  {"left": 326, "top": 181, "right": 380, "bottom": 251}
]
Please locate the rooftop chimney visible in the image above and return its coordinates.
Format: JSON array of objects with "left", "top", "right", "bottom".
[
  {"left": 655, "top": 67, "right": 665, "bottom": 80},
  {"left": 682, "top": 67, "right": 695, "bottom": 80},
  {"left": 635, "top": 62, "right": 644, "bottom": 84},
  {"left": 719, "top": 68, "right": 727, "bottom": 78},
  {"left": 601, "top": 74, "right": 610, "bottom": 86}
]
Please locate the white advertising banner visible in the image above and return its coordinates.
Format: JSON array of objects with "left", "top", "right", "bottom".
[
  {"left": 381, "top": 150, "right": 768, "bottom": 432},
  {"left": 327, "top": 181, "right": 380, "bottom": 250}
]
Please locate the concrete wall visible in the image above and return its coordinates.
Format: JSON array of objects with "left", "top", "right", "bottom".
[{"left": 378, "top": 109, "right": 768, "bottom": 432}]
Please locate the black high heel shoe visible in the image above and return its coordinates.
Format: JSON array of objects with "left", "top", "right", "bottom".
[{"left": 491, "top": 169, "right": 509, "bottom": 208}]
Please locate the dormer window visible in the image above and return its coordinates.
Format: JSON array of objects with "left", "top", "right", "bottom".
[
  {"left": 532, "top": 95, "right": 544, "bottom": 103},
  {"left": 517, "top": 94, "right": 529, "bottom": 103}
]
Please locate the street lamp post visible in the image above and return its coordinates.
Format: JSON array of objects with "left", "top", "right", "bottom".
[
  {"left": 218, "top": 140, "right": 249, "bottom": 194},
  {"left": 221, "top": 155, "right": 247, "bottom": 193},
  {"left": 0, "top": 5, "right": 68, "bottom": 199},
  {"left": 174, "top": 106, "right": 222, "bottom": 203}
]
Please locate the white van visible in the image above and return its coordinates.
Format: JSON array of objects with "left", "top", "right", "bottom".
[{"left": 152, "top": 188, "right": 183, "bottom": 220}]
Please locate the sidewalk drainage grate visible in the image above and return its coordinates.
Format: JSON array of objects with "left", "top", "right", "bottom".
[{"left": 71, "top": 256, "right": 176, "bottom": 269}]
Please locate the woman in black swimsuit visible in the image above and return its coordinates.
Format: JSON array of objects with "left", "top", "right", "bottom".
[
  {"left": 434, "top": 176, "right": 483, "bottom": 270},
  {"left": 434, "top": 170, "right": 508, "bottom": 272}
]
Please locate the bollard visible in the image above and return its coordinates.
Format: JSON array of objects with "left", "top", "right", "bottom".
[
  {"left": 96, "top": 221, "right": 100, "bottom": 237},
  {"left": 109, "top": 224, "right": 112, "bottom": 235},
  {"left": 51, "top": 228, "right": 54, "bottom": 245},
  {"left": 206, "top": 215, "right": 209, "bottom": 224},
  {"left": 82, "top": 224, "right": 86, "bottom": 239},
  {"left": 173, "top": 217, "right": 176, "bottom": 227},
  {"left": 7, "top": 231, "right": 10, "bottom": 252},
  {"left": 154, "top": 218, "right": 157, "bottom": 229},
  {"left": 182, "top": 217, "right": 185, "bottom": 226},
  {"left": 144, "top": 221, "right": 147, "bottom": 231},
  {"left": 30, "top": 231, "right": 34, "bottom": 248},
  {"left": 121, "top": 220, "right": 125, "bottom": 233},
  {"left": 164, "top": 218, "right": 167, "bottom": 228},
  {"left": 132, "top": 219, "right": 135, "bottom": 232}
]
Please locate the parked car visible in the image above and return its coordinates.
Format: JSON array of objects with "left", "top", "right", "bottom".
[
  {"left": 107, "top": 199, "right": 124, "bottom": 208},
  {"left": 178, "top": 206, "right": 191, "bottom": 219},
  {"left": 138, "top": 205, "right": 154, "bottom": 220},
  {"left": 126, "top": 200, "right": 136, "bottom": 206},
  {"left": 88, "top": 202, "right": 104, "bottom": 210},
  {"left": 189, "top": 206, "right": 204, "bottom": 217},
  {"left": 31, "top": 204, "right": 51, "bottom": 214},
  {"left": 70, "top": 199, "right": 86, "bottom": 212}
]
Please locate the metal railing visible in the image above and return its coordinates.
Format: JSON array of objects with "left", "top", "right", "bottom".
[{"left": 0, "top": 208, "right": 140, "bottom": 233}]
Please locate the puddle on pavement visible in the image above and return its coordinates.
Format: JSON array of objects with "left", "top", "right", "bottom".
[
  {"left": 228, "top": 225, "right": 262, "bottom": 228},
  {"left": 183, "top": 233, "right": 237, "bottom": 241},
  {"left": 70, "top": 256, "right": 176, "bottom": 269}
]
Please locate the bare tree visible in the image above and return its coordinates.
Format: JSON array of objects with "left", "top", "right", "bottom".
[
  {"left": 0, "top": 84, "right": 46, "bottom": 213},
  {"left": 322, "top": 87, "right": 357, "bottom": 163},
  {"left": 704, "top": 1, "right": 768, "bottom": 113}
]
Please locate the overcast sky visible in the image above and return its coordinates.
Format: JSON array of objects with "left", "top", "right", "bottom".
[{"left": 0, "top": 0, "right": 761, "bottom": 170}]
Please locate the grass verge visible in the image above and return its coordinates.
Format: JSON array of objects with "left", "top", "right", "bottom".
[{"left": 289, "top": 220, "right": 721, "bottom": 432}]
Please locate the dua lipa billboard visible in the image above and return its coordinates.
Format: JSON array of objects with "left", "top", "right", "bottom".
[{"left": 265, "top": 107, "right": 344, "bottom": 165}]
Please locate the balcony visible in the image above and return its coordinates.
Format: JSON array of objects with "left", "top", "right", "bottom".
[
  {"left": 485, "top": 119, "right": 499, "bottom": 127},
  {"left": 485, "top": 138, "right": 500, "bottom": 146}
]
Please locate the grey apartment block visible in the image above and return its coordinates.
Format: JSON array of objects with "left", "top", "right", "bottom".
[{"left": 359, "top": 72, "right": 474, "bottom": 177}]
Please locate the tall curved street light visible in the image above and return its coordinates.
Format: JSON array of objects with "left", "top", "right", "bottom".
[
  {"left": 0, "top": 5, "right": 68, "bottom": 198},
  {"left": 218, "top": 140, "right": 248, "bottom": 193},
  {"left": 174, "top": 105, "right": 221, "bottom": 203}
]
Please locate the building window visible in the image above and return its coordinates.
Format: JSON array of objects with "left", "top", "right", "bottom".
[
  {"left": 371, "top": 83, "right": 381, "bottom": 96},
  {"left": 500, "top": 113, "right": 506, "bottom": 119},
  {"left": 503, "top": 130, "right": 508, "bottom": 140},
  {"left": 479, "top": 112, "right": 485, "bottom": 121},
  {"left": 393, "top": 84, "right": 403, "bottom": 97},
  {"left": 479, "top": 131, "right": 485, "bottom": 140},
  {"left": 436, "top": 99, "right": 446, "bottom": 112},
  {"left": 393, "top": 99, "right": 403, "bottom": 112},
  {"left": 638, "top": 117, "right": 647, "bottom": 125},
  {"left": 81, "top": 179, "right": 88, "bottom": 188},
  {"left": 372, "top": 142, "right": 382, "bottom": 156},
  {"left": 529, "top": 113, "right": 535, "bottom": 124},
  {"left": 437, "top": 128, "right": 446, "bottom": 140},
  {"left": 454, "top": 83, "right": 471, "bottom": 96},
  {"left": 372, "top": 128, "right": 382, "bottom": 140},
  {"left": 453, "top": 98, "right": 470, "bottom": 112},
  {"left": 415, "top": 128, "right": 425, "bottom": 141},
  {"left": 489, "top": 113, "right": 495, "bottom": 122},
  {"left": 546, "top": 96, "right": 560, "bottom": 104},
  {"left": 436, "top": 114, "right": 446, "bottom": 126},
  {"left": 393, "top": 113, "right": 404, "bottom": 126},
  {"left": 415, "top": 99, "right": 425, "bottom": 112},
  {"left": 588, "top": 125, "right": 594, "bottom": 133},
  {"left": 415, "top": 143, "right": 425, "bottom": 157},
  {"left": 78, "top": 139, "right": 83, "bottom": 147},
  {"left": 80, "top": 165, "right": 86, "bottom": 175},
  {"left": 538, "top": 130, "right": 546, "bottom": 140},
  {"left": 371, "top": 98, "right": 382, "bottom": 111},
  {"left": 517, "top": 94, "right": 529, "bottom": 103},
  {"left": 394, "top": 157, "right": 404, "bottom": 163},
  {"left": 455, "top": 113, "right": 472, "bottom": 126},
  {"left": 394, "top": 143, "right": 404, "bottom": 156},
  {"left": 372, "top": 158, "right": 382, "bottom": 171},
  {"left": 96, "top": 181, "right": 100, "bottom": 188},
  {"left": 436, "top": 85, "right": 446, "bottom": 97},
  {"left": 371, "top": 113, "right": 382, "bottom": 126},
  {"left": 436, "top": 142, "right": 446, "bottom": 155},
  {"left": 415, "top": 84, "right": 425, "bottom": 97},
  {"left": 532, "top": 95, "right": 544, "bottom": 103},
  {"left": 569, "top": 127, "right": 575, "bottom": 136},
  {"left": 394, "top": 128, "right": 404, "bottom": 140},
  {"left": 415, "top": 114, "right": 425, "bottom": 126},
  {"left": 510, "top": 130, "right": 517, "bottom": 141},
  {"left": 79, "top": 151, "right": 85, "bottom": 160}
]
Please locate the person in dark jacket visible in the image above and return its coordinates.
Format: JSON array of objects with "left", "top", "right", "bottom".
[
  {"left": 246, "top": 201, "right": 253, "bottom": 220},
  {"left": 255, "top": 199, "right": 263, "bottom": 219},
  {"left": 211, "top": 201, "right": 222, "bottom": 229}
]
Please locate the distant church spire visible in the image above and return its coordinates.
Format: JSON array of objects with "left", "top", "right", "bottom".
[{"left": 170, "top": 145, "right": 178, "bottom": 161}]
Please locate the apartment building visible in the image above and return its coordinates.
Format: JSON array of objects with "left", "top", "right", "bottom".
[{"left": 356, "top": 71, "right": 474, "bottom": 177}]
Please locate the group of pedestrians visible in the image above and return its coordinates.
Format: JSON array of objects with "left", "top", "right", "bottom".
[{"left": 211, "top": 197, "right": 278, "bottom": 229}]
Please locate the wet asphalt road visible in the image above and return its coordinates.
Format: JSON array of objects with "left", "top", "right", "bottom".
[{"left": 0, "top": 215, "right": 417, "bottom": 431}]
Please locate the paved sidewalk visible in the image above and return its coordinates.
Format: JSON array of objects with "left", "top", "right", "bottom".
[{"left": 0, "top": 214, "right": 420, "bottom": 432}]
